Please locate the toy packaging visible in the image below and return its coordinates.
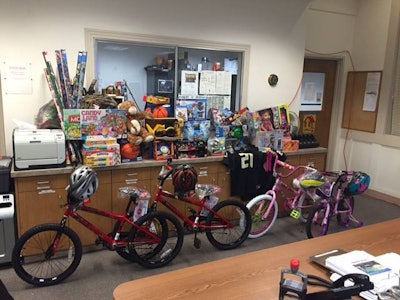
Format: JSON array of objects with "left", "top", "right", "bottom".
[
  {"left": 183, "top": 120, "right": 211, "bottom": 141},
  {"left": 176, "top": 99, "right": 207, "bottom": 121},
  {"left": 82, "top": 136, "right": 121, "bottom": 167},
  {"left": 154, "top": 140, "right": 174, "bottom": 160},
  {"left": 145, "top": 118, "right": 181, "bottom": 138},
  {"left": 254, "top": 129, "right": 284, "bottom": 151},
  {"left": 63, "top": 109, "right": 127, "bottom": 140},
  {"left": 254, "top": 104, "right": 290, "bottom": 134}
]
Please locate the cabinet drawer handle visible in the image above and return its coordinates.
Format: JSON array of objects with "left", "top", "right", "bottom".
[
  {"left": 126, "top": 173, "right": 138, "bottom": 177},
  {"left": 37, "top": 181, "right": 50, "bottom": 185},
  {"left": 125, "top": 179, "right": 138, "bottom": 184},
  {"left": 199, "top": 171, "right": 208, "bottom": 176},
  {"left": 37, "top": 186, "right": 51, "bottom": 190},
  {"left": 38, "top": 189, "right": 55, "bottom": 194},
  {"left": 199, "top": 167, "right": 208, "bottom": 170}
]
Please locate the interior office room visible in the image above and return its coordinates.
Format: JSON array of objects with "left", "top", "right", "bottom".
[{"left": 0, "top": 0, "right": 400, "bottom": 299}]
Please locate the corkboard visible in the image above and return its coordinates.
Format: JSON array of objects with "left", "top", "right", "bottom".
[{"left": 342, "top": 71, "right": 382, "bottom": 133}]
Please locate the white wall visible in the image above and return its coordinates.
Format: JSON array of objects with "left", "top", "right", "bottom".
[{"left": 0, "top": 0, "right": 310, "bottom": 156}]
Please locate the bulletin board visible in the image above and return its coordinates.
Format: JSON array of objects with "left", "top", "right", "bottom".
[{"left": 342, "top": 71, "right": 382, "bottom": 133}]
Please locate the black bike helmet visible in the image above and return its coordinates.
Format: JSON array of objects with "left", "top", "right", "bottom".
[
  {"left": 68, "top": 165, "right": 99, "bottom": 203},
  {"left": 172, "top": 164, "right": 198, "bottom": 195}
]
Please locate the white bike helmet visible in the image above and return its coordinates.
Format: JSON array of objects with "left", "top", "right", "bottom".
[{"left": 69, "top": 165, "right": 99, "bottom": 203}]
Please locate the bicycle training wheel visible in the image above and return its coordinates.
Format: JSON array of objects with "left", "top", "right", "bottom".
[
  {"left": 306, "top": 204, "right": 330, "bottom": 238},
  {"left": 205, "top": 199, "right": 251, "bottom": 250},
  {"left": 126, "top": 211, "right": 184, "bottom": 268},
  {"left": 296, "top": 192, "right": 317, "bottom": 223},
  {"left": 246, "top": 194, "right": 278, "bottom": 239},
  {"left": 12, "top": 223, "right": 83, "bottom": 287}
]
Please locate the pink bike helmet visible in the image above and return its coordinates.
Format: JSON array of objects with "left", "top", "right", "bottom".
[{"left": 68, "top": 165, "right": 99, "bottom": 204}]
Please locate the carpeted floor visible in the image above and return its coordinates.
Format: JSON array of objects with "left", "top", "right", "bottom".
[{"left": 0, "top": 195, "right": 399, "bottom": 300}]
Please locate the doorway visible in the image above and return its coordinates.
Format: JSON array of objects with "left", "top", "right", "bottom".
[{"left": 301, "top": 59, "right": 338, "bottom": 149}]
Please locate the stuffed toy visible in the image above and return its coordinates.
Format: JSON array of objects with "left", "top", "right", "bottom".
[{"left": 118, "top": 101, "right": 154, "bottom": 145}]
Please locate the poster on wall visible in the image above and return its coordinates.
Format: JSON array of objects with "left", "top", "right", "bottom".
[
  {"left": 300, "top": 72, "right": 325, "bottom": 111},
  {"left": 302, "top": 114, "right": 317, "bottom": 134},
  {"left": 181, "top": 70, "right": 198, "bottom": 95},
  {"left": 362, "top": 72, "right": 381, "bottom": 112},
  {"left": 1, "top": 62, "right": 33, "bottom": 94}
]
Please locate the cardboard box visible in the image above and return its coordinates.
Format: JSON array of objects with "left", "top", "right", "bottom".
[
  {"left": 145, "top": 118, "right": 180, "bottom": 138},
  {"left": 154, "top": 140, "right": 174, "bottom": 160},
  {"left": 283, "top": 139, "right": 299, "bottom": 152}
]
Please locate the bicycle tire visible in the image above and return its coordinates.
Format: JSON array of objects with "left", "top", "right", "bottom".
[
  {"left": 336, "top": 196, "right": 355, "bottom": 225},
  {"left": 296, "top": 192, "right": 316, "bottom": 223},
  {"left": 126, "top": 211, "right": 184, "bottom": 268},
  {"left": 205, "top": 199, "right": 251, "bottom": 250},
  {"left": 12, "top": 223, "right": 83, "bottom": 287},
  {"left": 306, "top": 204, "right": 330, "bottom": 238},
  {"left": 246, "top": 194, "right": 278, "bottom": 239}
]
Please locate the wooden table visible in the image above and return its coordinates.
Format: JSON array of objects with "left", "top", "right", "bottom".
[{"left": 113, "top": 218, "right": 400, "bottom": 300}]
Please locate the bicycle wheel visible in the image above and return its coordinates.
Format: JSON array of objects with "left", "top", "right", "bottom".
[
  {"left": 246, "top": 194, "right": 278, "bottom": 239},
  {"left": 126, "top": 211, "right": 184, "bottom": 268},
  {"left": 12, "top": 223, "right": 82, "bottom": 287},
  {"left": 306, "top": 204, "right": 330, "bottom": 238},
  {"left": 296, "top": 192, "right": 316, "bottom": 223},
  {"left": 205, "top": 199, "right": 251, "bottom": 250}
]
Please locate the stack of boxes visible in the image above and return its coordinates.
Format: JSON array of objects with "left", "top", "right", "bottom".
[{"left": 82, "top": 136, "right": 121, "bottom": 167}]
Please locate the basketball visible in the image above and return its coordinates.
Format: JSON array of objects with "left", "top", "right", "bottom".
[
  {"left": 153, "top": 105, "right": 168, "bottom": 118},
  {"left": 120, "top": 143, "right": 140, "bottom": 159}
]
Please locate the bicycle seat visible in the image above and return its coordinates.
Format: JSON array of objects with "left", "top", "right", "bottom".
[
  {"left": 195, "top": 184, "right": 221, "bottom": 199},
  {"left": 118, "top": 187, "right": 151, "bottom": 200}
]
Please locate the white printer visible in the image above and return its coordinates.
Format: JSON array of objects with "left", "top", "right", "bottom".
[{"left": 13, "top": 129, "right": 66, "bottom": 170}]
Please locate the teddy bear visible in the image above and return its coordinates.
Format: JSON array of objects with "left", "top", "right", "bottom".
[{"left": 118, "top": 101, "right": 154, "bottom": 145}]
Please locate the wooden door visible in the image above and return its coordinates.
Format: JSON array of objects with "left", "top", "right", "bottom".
[{"left": 301, "top": 59, "right": 337, "bottom": 149}]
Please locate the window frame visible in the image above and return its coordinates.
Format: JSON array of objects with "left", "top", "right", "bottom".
[{"left": 84, "top": 28, "right": 250, "bottom": 112}]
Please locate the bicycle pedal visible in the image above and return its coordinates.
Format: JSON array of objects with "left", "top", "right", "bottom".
[{"left": 290, "top": 210, "right": 301, "bottom": 220}]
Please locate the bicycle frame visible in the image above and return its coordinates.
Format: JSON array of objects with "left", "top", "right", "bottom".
[
  {"left": 151, "top": 164, "right": 233, "bottom": 231},
  {"left": 315, "top": 172, "right": 355, "bottom": 224},
  {"left": 59, "top": 199, "right": 161, "bottom": 249},
  {"left": 258, "top": 155, "right": 318, "bottom": 220}
]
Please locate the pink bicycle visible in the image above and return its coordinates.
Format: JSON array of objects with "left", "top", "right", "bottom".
[
  {"left": 306, "top": 170, "right": 370, "bottom": 238},
  {"left": 246, "top": 150, "right": 325, "bottom": 239}
]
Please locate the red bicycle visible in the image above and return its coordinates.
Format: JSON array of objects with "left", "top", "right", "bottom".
[
  {"left": 12, "top": 165, "right": 184, "bottom": 287},
  {"left": 150, "top": 159, "right": 252, "bottom": 250}
]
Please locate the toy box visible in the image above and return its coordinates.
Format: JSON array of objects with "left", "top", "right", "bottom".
[
  {"left": 174, "top": 140, "right": 206, "bottom": 159},
  {"left": 64, "top": 109, "right": 127, "bottom": 140},
  {"left": 254, "top": 129, "right": 284, "bottom": 151},
  {"left": 154, "top": 140, "right": 174, "bottom": 160},
  {"left": 183, "top": 120, "right": 211, "bottom": 141},
  {"left": 283, "top": 138, "right": 299, "bottom": 152},
  {"left": 145, "top": 118, "right": 181, "bottom": 138},
  {"left": 176, "top": 99, "right": 207, "bottom": 121}
]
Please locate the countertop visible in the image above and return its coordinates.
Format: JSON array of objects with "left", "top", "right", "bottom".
[{"left": 11, "top": 147, "right": 327, "bottom": 178}]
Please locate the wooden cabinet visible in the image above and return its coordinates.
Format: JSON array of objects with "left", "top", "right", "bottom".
[
  {"left": 15, "top": 174, "right": 68, "bottom": 236},
  {"left": 69, "top": 170, "right": 112, "bottom": 246},
  {"left": 111, "top": 168, "right": 152, "bottom": 215}
]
